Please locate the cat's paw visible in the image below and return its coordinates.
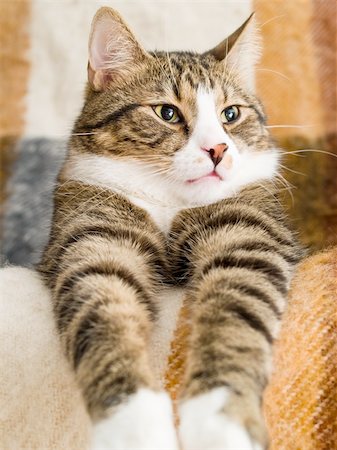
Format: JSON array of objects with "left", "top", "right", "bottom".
[
  {"left": 179, "top": 387, "right": 263, "bottom": 450},
  {"left": 91, "top": 388, "right": 179, "bottom": 450}
]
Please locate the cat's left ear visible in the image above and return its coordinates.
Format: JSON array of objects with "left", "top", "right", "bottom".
[
  {"left": 205, "top": 13, "right": 261, "bottom": 90},
  {"left": 88, "top": 7, "right": 150, "bottom": 91}
]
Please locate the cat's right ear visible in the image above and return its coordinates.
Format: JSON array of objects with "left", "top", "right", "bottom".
[
  {"left": 205, "top": 14, "right": 261, "bottom": 90},
  {"left": 88, "top": 7, "right": 149, "bottom": 91}
]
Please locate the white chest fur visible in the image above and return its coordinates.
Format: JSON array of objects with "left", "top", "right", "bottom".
[
  {"left": 127, "top": 196, "right": 181, "bottom": 233},
  {"left": 64, "top": 154, "right": 187, "bottom": 233}
]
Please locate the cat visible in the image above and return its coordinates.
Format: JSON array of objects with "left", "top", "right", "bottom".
[{"left": 38, "top": 7, "right": 302, "bottom": 450}]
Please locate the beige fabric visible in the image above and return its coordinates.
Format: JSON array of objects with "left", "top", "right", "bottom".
[{"left": 0, "top": 267, "right": 90, "bottom": 450}]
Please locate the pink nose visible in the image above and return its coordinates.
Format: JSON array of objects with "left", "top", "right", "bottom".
[{"left": 205, "top": 143, "right": 228, "bottom": 166}]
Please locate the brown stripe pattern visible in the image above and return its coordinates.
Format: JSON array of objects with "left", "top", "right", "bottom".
[
  {"left": 39, "top": 181, "right": 167, "bottom": 419},
  {"left": 167, "top": 183, "right": 302, "bottom": 445}
]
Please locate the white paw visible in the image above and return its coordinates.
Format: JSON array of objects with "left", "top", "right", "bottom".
[
  {"left": 91, "top": 388, "right": 179, "bottom": 450},
  {"left": 179, "top": 388, "right": 262, "bottom": 450}
]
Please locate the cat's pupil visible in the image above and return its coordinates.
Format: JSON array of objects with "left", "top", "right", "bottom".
[
  {"left": 225, "top": 107, "right": 236, "bottom": 121},
  {"left": 161, "top": 105, "right": 175, "bottom": 121}
]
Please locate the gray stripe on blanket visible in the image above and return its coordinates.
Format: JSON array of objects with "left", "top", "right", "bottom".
[{"left": 1, "top": 138, "right": 66, "bottom": 267}]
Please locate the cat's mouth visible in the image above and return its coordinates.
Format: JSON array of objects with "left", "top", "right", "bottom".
[{"left": 186, "top": 170, "right": 223, "bottom": 184}]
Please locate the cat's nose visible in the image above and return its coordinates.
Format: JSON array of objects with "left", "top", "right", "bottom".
[{"left": 205, "top": 143, "right": 228, "bottom": 166}]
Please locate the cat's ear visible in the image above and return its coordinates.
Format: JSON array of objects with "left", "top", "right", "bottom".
[
  {"left": 88, "top": 7, "right": 149, "bottom": 91},
  {"left": 206, "top": 13, "right": 261, "bottom": 89}
]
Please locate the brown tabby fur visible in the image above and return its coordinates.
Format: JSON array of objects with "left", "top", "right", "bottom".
[{"left": 39, "top": 7, "right": 302, "bottom": 447}]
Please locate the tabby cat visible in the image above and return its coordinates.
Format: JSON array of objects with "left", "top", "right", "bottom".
[{"left": 39, "top": 7, "right": 302, "bottom": 450}]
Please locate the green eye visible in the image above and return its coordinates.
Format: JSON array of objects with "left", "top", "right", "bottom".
[
  {"left": 153, "top": 104, "right": 181, "bottom": 123},
  {"left": 221, "top": 105, "right": 240, "bottom": 124}
]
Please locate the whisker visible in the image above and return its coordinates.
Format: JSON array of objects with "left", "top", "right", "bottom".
[
  {"left": 275, "top": 173, "right": 295, "bottom": 206},
  {"left": 260, "top": 14, "right": 286, "bottom": 29},
  {"left": 266, "top": 124, "right": 315, "bottom": 129},
  {"left": 165, "top": 51, "right": 180, "bottom": 97},
  {"left": 279, "top": 164, "right": 306, "bottom": 176},
  {"left": 150, "top": 51, "right": 175, "bottom": 88},
  {"left": 256, "top": 181, "right": 283, "bottom": 207},
  {"left": 278, "top": 151, "right": 306, "bottom": 158},
  {"left": 70, "top": 132, "right": 99, "bottom": 136},
  {"left": 280, "top": 149, "right": 337, "bottom": 158},
  {"left": 276, "top": 173, "right": 296, "bottom": 190},
  {"left": 257, "top": 68, "right": 293, "bottom": 83}
]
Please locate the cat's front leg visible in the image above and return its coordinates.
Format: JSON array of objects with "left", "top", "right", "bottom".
[
  {"left": 57, "top": 268, "right": 178, "bottom": 450},
  {"left": 169, "top": 202, "right": 300, "bottom": 450},
  {"left": 40, "top": 204, "right": 179, "bottom": 449},
  {"left": 58, "top": 271, "right": 179, "bottom": 450},
  {"left": 57, "top": 267, "right": 178, "bottom": 450},
  {"left": 178, "top": 267, "right": 275, "bottom": 450}
]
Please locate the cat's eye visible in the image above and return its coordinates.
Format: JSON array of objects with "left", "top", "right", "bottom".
[
  {"left": 153, "top": 105, "right": 181, "bottom": 124},
  {"left": 221, "top": 105, "right": 241, "bottom": 124}
]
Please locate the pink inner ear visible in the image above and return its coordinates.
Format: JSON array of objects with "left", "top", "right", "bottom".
[
  {"left": 89, "top": 16, "right": 135, "bottom": 76},
  {"left": 89, "top": 19, "right": 112, "bottom": 71}
]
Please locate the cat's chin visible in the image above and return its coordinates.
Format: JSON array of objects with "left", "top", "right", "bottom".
[{"left": 179, "top": 178, "right": 232, "bottom": 207}]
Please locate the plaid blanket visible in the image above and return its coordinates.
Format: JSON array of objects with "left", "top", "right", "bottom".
[{"left": 1, "top": 1, "right": 336, "bottom": 448}]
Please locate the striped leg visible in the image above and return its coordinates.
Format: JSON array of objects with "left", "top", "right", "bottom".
[
  {"left": 55, "top": 244, "right": 177, "bottom": 449},
  {"left": 40, "top": 194, "right": 178, "bottom": 449},
  {"left": 169, "top": 199, "right": 300, "bottom": 450}
]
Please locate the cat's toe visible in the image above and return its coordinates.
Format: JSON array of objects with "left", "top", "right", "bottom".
[
  {"left": 179, "top": 387, "right": 264, "bottom": 450},
  {"left": 91, "top": 388, "right": 179, "bottom": 450}
]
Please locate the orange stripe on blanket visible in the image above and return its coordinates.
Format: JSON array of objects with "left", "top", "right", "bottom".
[
  {"left": 311, "top": 0, "right": 337, "bottom": 137},
  {"left": 0, "top": 1, "right": 31, "bottom": 137},
  {"left": 164, "top": 304, "right": 191, "bottom": 424},
  {"left": 254, "top": 0, "right": 324, "bottom": 141},
  {"left": 264, "top": 247, "right": 337, "bottom": 449}
]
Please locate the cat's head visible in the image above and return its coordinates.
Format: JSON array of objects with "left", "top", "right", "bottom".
[{"left": 72, "top": 7, "right": 279, "bottom": 206}]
